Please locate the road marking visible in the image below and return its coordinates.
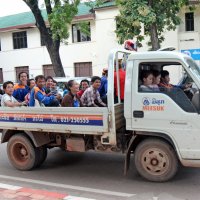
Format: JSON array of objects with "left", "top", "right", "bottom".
[
  {"left": 0, "top": 174, "right": 135, "bottom": 198},
  {"left": 0, "top": 183, "right": 22, "bottom": 190},
  {"left": 64, "top": 196, "right": 95, "bottom": 200}
]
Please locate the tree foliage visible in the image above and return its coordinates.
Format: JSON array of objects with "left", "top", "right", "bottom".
[
  {"left": 23, "top": 0, "right": 80, "bottom": 76},
  {"left": 115, "top": 0, "right": 198, "bottom": 50}
]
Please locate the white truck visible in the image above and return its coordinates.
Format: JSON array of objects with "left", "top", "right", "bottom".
[{"left": 1, "top": 49, "right": 200, "bottom": 182}]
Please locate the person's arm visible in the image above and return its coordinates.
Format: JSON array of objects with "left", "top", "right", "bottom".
[
  {"left": 96, "top": 91, "right": 106, "bottom": 107},
  {"left": 36, "top": 91, "right": 55, "bottom": 106},
  {"left": 3, "top": 96, "right": 22, "bottom": 107}
]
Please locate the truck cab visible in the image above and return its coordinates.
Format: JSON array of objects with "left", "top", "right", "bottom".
[{"left": 123, "top": 50, "right": 200, "bottom": 181}]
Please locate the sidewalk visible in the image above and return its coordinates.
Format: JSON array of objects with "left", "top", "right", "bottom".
[{"left": 0, "top": 183, "right": 95, "bottom": 200}]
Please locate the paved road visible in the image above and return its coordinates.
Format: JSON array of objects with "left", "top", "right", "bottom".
[{"left": 0, "top": 133, "right": 200, "bottom": 200}]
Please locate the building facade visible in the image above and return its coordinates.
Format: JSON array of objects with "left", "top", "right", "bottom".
[{"left": 0, "top": 2, "right": 200, "bottom": 83}]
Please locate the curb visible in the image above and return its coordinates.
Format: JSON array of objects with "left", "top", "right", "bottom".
[{"left": 0, "top": 183, "right": 95, "bottom": 200}]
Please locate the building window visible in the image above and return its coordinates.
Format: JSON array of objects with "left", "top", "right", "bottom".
[
  {"left": 13, "top": 31, "right": 27, "bottom": 49},
  {"left": 43, "top": 65, "right": 55, "bottom": 77},
  {"left": 185, "top": 12, "right": 194, "bottom": 31},
  {"left": 72, "top": 23, "right": 91, "bottom": 43},
  {"left": 74, "top": 62, "right": 92, "bottom": 77},
  {"left": 0, "top": 68, "right": 3, "bottom": 83},
  {"left": 15, "top": 66, "right": 29, "bottom": 82}
]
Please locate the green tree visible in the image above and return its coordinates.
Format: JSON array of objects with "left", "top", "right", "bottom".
[
  {"left": 115, "top": 0, "right": 197, "bottom": 50},
  {"left": 23, "top": 0, "right": 80, "bottom": 77}
]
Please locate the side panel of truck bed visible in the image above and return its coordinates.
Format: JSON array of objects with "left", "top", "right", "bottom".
[{"left": 0, "top": 107, "right": 109, "bottom": 134}]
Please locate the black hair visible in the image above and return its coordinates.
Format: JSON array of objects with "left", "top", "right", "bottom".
[
  {"left": 45, "top": 76, "right": 53, "bottom": 82},
  {"left": 3, "top": 81, "right": 14, "bottom": 89},
  {"left": 18, "top": 72, "right": 29, "bottom": 80},
  {"left": 53, "top": 79, "right": 57, "bottom": 84},
  {"left": 140, "top": 70, "right": 153, "bottom": 81},
  {"left": 67, "top": 80, "right": 75, "bottom": 92},
  {"left": 91, "top": 76, "right": 101, "bottom": 83},
  {"left": 35, "top": 75, "right": 45, "bottom": 82},
  {"left": 27, "top": 79, "right": 35, "bottom": 87},
  {"left": 161, "top": 70, "right": 169, "bottom": 78},
  {"left": 152, "top": 70, "right": 161, "bottom": 78},
  {"left": 79, "top": 79, "right": 89, "bottom": 90},
  {"left": 80, "top": 79, "right": 89, "bottom": 86}
]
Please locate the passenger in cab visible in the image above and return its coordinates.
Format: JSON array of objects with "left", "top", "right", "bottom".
[
  {"left": 1, "top": 81, "right": 26, "bottom": 107},
  {"left": 159, "top": 70, "right": 173, "bottom": 88},
  {"left": 140, "top": 70, "right": 154, "bottom": 92},
  {"left": 61, "top": 80, "right": 82, "bottom": 107},
  {"left": 114, "top": 60, "right": 126, "bottom": 102},
  {"left": 77, "top": 79, "right": 89, "bottom": 98},
  {"left": 81, "top": 76, "right": 106, "bottom": 107},
  {"left": 150, "top": 70, "right": 161, "bottom": 91},
  {"left": 25, "top": 79, "right": 35, "bottom": 105},
  {"left": 13, "top": 72, "right": 29, "bottom": 102},
  {"left": 29, "top": 75, "right": 60, "bottom": 107}
]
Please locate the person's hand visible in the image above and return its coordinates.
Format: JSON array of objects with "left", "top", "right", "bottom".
[
  {"left": 56, "top": 94, "right": 62, "bottom": 100},
  {"left": 21, "top": 101, "right": 27, "bottom": 106},
  {"left": 185, "top": 83, "right": 192, "bottom": 89}
]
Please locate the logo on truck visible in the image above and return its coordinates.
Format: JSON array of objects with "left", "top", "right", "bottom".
[{"left": 142, "top": 97, "right": 165, "bottom": 111}]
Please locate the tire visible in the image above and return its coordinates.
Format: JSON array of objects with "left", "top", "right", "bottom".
[
  {"left": 7, "top": 134, "right": 39, "bottom": 171},
  {"left": 34, "top": 146, "right": 48, "bottom": 168},
  {"left": 134, "top": 138, "right": 178, "bottom": 182}
]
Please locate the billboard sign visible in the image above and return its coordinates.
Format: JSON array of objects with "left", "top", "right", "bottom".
[{"left": 181, "top": 49, "right": 200, "bottom": 60}]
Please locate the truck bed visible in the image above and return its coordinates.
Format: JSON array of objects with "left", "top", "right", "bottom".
[{"left": 0, "top": 107, "right": 109, "bottom": 135}]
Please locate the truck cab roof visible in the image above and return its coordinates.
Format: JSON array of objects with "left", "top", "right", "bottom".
[{"left": 128, "top": 51, "right": 191, "bottom": 62}]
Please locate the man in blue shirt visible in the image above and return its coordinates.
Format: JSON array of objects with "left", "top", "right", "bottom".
[
  {"left": 29, "top": 75, "right": 60, "bottom": 107},
  {"left": 98, "top": 68, "right": 108, "bottom": 103}
]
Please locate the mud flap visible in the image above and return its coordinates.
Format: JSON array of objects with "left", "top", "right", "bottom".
[{"left": 124, "top": 134, "right": 137, "bottom": 175}]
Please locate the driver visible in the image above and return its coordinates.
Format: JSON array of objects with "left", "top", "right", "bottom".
[{"left": 159, "top": 70, "right": 192, "bottom": 89}]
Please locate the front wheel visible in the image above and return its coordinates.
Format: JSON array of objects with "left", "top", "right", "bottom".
[
  {"left": 134, "top": 138, "right": 178, "bottom": 182},
  {"left": 7, "top": 134, "right": 39, "bottom": 171}
]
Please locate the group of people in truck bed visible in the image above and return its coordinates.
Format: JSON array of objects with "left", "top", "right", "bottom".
[{"left": 0, "top": 64, "right": 126, "bottom": 108}]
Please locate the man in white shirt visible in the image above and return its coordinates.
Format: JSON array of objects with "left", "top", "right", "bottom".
[{"left": 1, "top": 81, "right": 25, "bottom": 107}]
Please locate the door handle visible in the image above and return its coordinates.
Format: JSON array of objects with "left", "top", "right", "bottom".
[{"left": 133, "top": 111, "right": 144, "bottom": 118}]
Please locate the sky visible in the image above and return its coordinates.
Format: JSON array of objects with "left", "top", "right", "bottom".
[
  {"left": 0, "top": 0, "right": 44, "bottom": 17},
  {"left": 0, "top": 0, "right": 89, "bottom": 17}
]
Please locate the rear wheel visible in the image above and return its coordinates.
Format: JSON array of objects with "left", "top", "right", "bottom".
[
  {"left": 134, "top": 138, "right": 178, "bottom": 182},
  {"left": 7, "top": 134, "right": 39, "bottom": 171}
]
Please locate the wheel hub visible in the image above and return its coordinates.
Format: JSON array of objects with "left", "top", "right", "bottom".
[
  {"left": 141, "top": 148, "right": 169, "bottom": 176},
  {"left": 20, "top": 147, "right": 27, "bottom": 157}
]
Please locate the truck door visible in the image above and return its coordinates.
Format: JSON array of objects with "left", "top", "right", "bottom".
[{"left": 131, "top": 59, "right": 200, "bottom": 160}]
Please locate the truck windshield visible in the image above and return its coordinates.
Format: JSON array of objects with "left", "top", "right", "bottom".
[{"left": 185, "top": 58, "right": 200, "bottom": 77}]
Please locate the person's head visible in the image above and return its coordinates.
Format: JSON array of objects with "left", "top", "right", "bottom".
[
  {"left": 161, "top": 70, "right": 170, "bottom": 84},
  {"left": 52, "top": 80, "right": 57, "bottom": 89},
  {"left": 18, "top": 72, "right": 28, "bottom": 86},
  {"left": 45, "top": 76, "right": 53, "bottom": 88},
  {"left": 27, "top": 79, "right": 35, "bottom": 89},
  {"left": 67, "top": 80, "right": 79, "bottom": 94},
  {"left": 141, "top": 70, "right": 153, "bottom": 86},
  {"left": 80, "top": 79, "right": 89, "bottom": 91},
  {"left": 152, "top": 70, "right": 161, "bottom": 85},
  {"left": 35, "top": 75, "right": 46, "bottom": 89},
  {"left": 102, "top": 68, "right": 108, "bottom": 76},
  {"left": 91, "top": 76, "right": 101, "bottom": 89},
  {"left": 3, "top": 81, "right": 14, "bottom": 96}
]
